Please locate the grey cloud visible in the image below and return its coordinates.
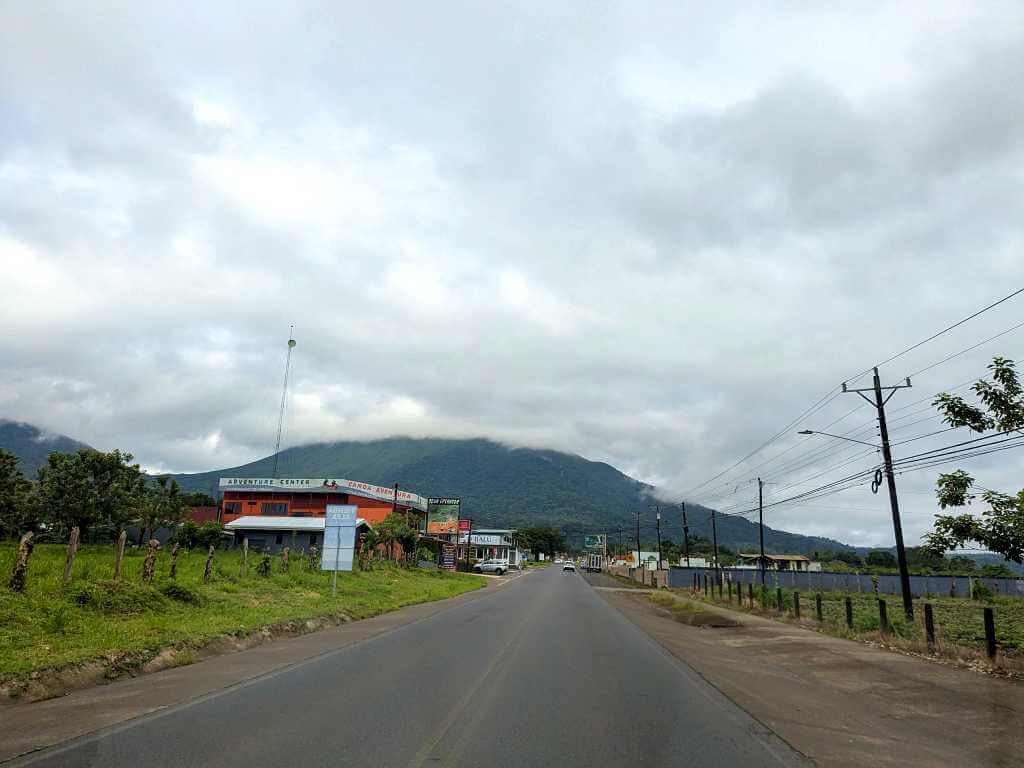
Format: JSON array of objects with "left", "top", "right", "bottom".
[{"left": 2, "top": 2, "right": 1024, "bottom": 547}]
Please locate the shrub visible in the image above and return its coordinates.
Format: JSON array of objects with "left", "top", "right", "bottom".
[
  {"left": 67, "top": 580, "right": 167, "bottom": 615},
  {"left": 972, "top": 581, "right": 994, "bottom": 602},
  {"left": 195, "top": 522, "right": 225, "bottom": 550},
  {"left": 172, "top": 521, "right": 199, "bottom": 548},
  {"left": 256, "top": 552, "right": 271, "bottom": 577},
  {"left": 43, "top": 605, "right": 70, "bottom": 634},
  {"left": 160, "top": 583, "right": 204, "bottom": 605}
]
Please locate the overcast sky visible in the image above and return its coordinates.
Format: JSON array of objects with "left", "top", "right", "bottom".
[{"left": 2, "top": 2, "right": 1024, "bottom": 546}]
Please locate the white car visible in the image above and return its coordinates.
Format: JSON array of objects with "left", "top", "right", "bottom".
[
  {"left": 562, "top": 562, "right": 576, "bottom": 572},
  {"left": 473, "top": 559, "right": 508, "bottom": 575}
]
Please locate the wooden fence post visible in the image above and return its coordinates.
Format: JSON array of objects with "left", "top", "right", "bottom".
[
  {"left": 113, "top": 529, "right": 127, "bottom": 580},
  {"left": 794, "top": 591, "right": 801, "bottom": 619},
  {"left": 878, "top": 599, "right": 889, "bottom": 635},
  {"left": 776, "top": 587, "right": 783, "bottom": 613},
  {"left": 924, "top": 603, "right": 935, "bottom": 648},
  {"left": 63, "top": 526, "right": 80, "bottom": 585},
  {"left": 169, "top": 543, "right": 181, "bottom": 579},
  {"left": 281, "top": 547, "right": 290, "bottom": 573},
  {"left": 240, "top": 538, "right": 248, "bottom": 578},
  {"left": 142, "top": 539, "right": 159, "bottom": 583},
  {"left": 8, "top": 532, "right": 34, "bottom": 592},
  {"left": 984, "top": 607, "right": 996, "bottom": 659},
  {"left": 203, "top": 545, "right": 215, "bottom": 584},
  {"left": 845, "top": 596, "right": 853, "bottom": 629},
  {"left": 748, "top": 582, "right": 754, "bottom": 608},
  {"left": 815, "top": 593, "right": 823, "bottom": 621}
]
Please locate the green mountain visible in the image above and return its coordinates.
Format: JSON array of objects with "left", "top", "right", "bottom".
[
  {"left": 0, "top": 420, "right": 92, "bottom": 475},
  {"left": 172, "top": 437, "right": 854, "bottom": 555}
]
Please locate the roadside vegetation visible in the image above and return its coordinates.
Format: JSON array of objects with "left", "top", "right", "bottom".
[
  {"left": 676, "top": 580, "right": 1024, "bottom": 667},
  {"left": 0, "top": 542, "right": 484, "bottom": 679}
]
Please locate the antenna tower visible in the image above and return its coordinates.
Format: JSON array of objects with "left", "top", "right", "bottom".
[{"left": 271, "top": 326, "right": 297, "bottom": 479}]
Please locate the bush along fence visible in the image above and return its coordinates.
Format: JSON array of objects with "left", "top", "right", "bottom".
[
  {"left": 667, "top": 565, "right": 1024, "bottom": 598},
  {"left": 677, "top": 569, "right": 1022, "bottom": 662}
]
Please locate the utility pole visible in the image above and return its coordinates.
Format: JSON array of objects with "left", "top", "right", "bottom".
[
  {"left": 758, "top": 478, "right": 766, "bottom": 587},
  {"left": 617, "top": 526, "right": 622, "bottom": 555},
  {"left": 843, "top": 368, "right": 914, "bottom": 620},
  {"left": 681, "top": 502, "right": 690, "bottom": 567},
  {"left": 635, "top": 509, "right": 641, "bottom": 571},
  {"left": 655, "top": 507, "right": 663, "bottom": 569},
  {"left": 710, "top": 509, "right": 720, "bottom": 576}
]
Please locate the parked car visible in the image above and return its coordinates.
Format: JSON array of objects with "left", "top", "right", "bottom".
[
  {"left": 473, "top": 559, "right": 508, "bottom": 575},
  {"left": 562, "top": 562, "right": 576, "bottom": 572}
]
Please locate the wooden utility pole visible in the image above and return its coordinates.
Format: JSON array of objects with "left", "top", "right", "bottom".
[
  {"left": 680, "top": 502, "right": 690, "bottom": 567},
  {"left": 758, "top": 478, "right": 766, "bottom": 587},
  {"left": 843, "top": 368, "right": 914, "bottom": 620},
  {"left": 634, "top": 509, "right": 641, "bottom": 571},
  {"left": 710, "top": 510, "right": 720, "bottom": 578},
  {"left": 655, "top": 507, "right": 663, "bottom": 569}
]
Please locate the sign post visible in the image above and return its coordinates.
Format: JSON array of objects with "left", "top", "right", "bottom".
[
  {"left": 459, "top": 518, "right": 472, "bottom": 572},
  {"left": 322, "top": 505, "right": 357, "bottom": 595}
]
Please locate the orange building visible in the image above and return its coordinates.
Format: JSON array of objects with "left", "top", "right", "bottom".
[{"left": 219, "top": 477, "right": 428, "bottom": 528}]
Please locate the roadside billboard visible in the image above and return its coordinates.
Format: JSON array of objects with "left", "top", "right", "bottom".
[
  {"left": 427, "top": 497, "right": 461, "bottom": 534},
  {"left": 584, "top": 534, "right": 607, "bottom": 553},
  {"left": 322, "top": 505, "right": 358, "bottom": 573}
]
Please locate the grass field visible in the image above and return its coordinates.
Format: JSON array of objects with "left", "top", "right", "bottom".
[
  {"left": 0, "top": 543, "right": 485, "bottom": 678},
  {"left": 677, "top": 581, "right": 1024, "bottom": 659}
]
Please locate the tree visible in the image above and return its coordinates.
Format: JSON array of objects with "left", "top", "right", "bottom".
[
  {"left": 866, "top": 550, "right": 897, "bottom": 568},
  {"left": 374, "top": 512, "right": 417, "bottom": 563},
  {"left": 0, "top": 449, "right": 35, "bottom": 539},
  {"left": 138, "top": 476, "right": 187, "bottom": 543},
  {"left": 35, "top": 449, "right": 144, "bottom": 539},
  {"left": 181, "top": 491, "right": 217, "bottom": 507},
  {"left": 924, "top": 357, "right": 1024, "bottom": 563},
  {"left": 516, "top": 526, "right": 567, "bottom": 557}
]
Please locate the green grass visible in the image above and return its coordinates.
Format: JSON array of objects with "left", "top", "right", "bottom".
[
  {"left": 0, "top": 543, "right": 485, "bottom": 677},
  {"left": 676, "top": 582, "right": 1024, "bottom": 657}
]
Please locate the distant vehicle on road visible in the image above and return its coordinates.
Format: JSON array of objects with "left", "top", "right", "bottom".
[
  {"left": 562, "top": 562, "right": 576, "bottom": 572},
  {"left": 584, "top": 554, "right": 602, "bottom": 572},
  {"left": 473, "top": 559, "right": 508, "bottom": 575},
  {"left": 554, "top": 559, "right": 563, "bottom": 564}
]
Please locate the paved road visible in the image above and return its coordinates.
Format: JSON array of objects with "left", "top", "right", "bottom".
[{"left": 13, "top": 568, "right": 809, "bottom": 767}]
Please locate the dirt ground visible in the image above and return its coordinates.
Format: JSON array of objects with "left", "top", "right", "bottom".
[{"left": 601, "top": 589, "right": 1024, "bottom": 768}]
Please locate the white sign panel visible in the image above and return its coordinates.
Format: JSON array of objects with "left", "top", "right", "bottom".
[
  {"left": 460, "top": 533, "right": 505, "bottom": 546},
  {"left": 218, "top": 477, "right": 428, "bottom": 511},
  {"left": 322, "top": 505, "right": 358, "bottom": 572}
]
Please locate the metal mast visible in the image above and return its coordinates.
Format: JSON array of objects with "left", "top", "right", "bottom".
[{"left": 271, "top": 326, "right": 297, "bottom": 479}]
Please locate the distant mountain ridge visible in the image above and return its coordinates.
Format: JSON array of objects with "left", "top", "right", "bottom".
[
  {"left": 0, "top": 420, "right": 92, "bottom": 474},
  {"left": 171, "top": 436, "right": 855, "bottom": 555},
  {"left": 0, "top": 423, "right": 855, "bottom": 554}
]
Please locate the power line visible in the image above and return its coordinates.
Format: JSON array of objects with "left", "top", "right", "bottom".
[{"left": 844, "top": 286, "right": 1024, "bottom": 384}]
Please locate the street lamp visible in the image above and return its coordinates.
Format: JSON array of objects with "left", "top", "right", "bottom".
[{"left": 796, "top": 430, "right": 879, "bottom": 449}]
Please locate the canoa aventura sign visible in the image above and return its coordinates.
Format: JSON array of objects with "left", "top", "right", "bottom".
[{"left": 218, "top": 477, "right": 428, "bottom": 511}]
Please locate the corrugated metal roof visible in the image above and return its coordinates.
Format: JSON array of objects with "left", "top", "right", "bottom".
[{"left": 224, "top": 516, "right": 367, "bottom": 531}]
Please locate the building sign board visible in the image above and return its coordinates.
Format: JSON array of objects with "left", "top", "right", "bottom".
[
  {"left": 427, "top": 497, "right": 461, "bottom": 534},
  {"left": 440, "top": 543, "right": 457, "bottom": 571},
  {"left": 322, "top": 505, "right": 358, "bottom": 573},
  {"left": 219, "top": 477, "right": 428, "bottom": 511},
  {"left": 460, "top": 533, "right": 504, "bottom": 546}
]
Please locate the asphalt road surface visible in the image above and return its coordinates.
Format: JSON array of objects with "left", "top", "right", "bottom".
[{"left": 15, "top": 567, "right": 809, "bottom": 767}]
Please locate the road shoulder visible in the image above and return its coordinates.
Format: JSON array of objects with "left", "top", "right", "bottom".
[
  {"left": 598, "top": 588, "right": 1024, "bottom": 768},
  {"left": 0, "top": 580, "right": 503, "bottom": 764}
]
